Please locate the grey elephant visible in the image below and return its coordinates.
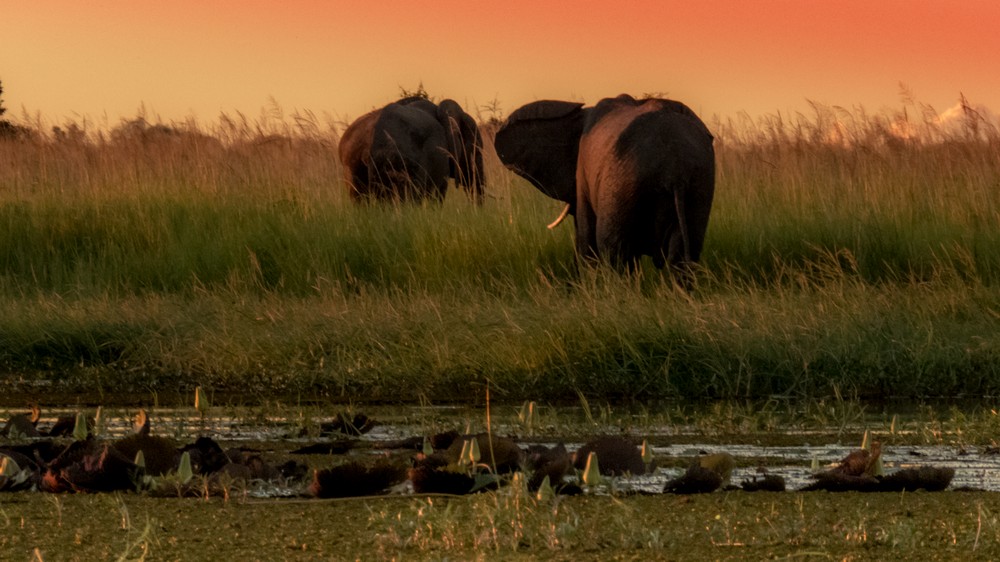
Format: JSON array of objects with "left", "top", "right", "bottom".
[
  {"left": 440, "top": 99, "right": 485, "bottom": 203},
  {"left": 339, "top": 97, "right": 484, "bottom": 203},
  {"left": 493, "top": 94, "right": 715, "bottom": 277}
]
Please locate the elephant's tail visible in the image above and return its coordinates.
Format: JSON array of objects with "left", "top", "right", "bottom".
[{"left": 673, "top": 186, "right": 692, "bottom": 264}]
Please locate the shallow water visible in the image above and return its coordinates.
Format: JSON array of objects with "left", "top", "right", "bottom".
[
  {"left": 4, "top": 405, "right": 998, "bottom": 495},
  {"left": 640, "top": 443, "right": 997, "bottom": 493}
]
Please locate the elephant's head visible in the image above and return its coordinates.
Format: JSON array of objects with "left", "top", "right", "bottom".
[
  {"left": 493, "top": 100, "right": 587, "bottom": 208},
  {"left": 439, "top": 99, "right": 485, "bottom": 200},
  {"left": 394, "top": 97, "right": 484, "bottom": 202}
]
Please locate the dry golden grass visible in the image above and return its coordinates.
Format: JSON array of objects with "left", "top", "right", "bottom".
[{"left": 0, "top": 97, "right": 997, "bottom": 401}]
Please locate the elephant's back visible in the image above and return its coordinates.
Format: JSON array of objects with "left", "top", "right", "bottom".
[
  {"left": 614, "top": 107, "right": 714, "bottom": 175},
  {"left": 372, "top": 104, "right": 447, "bottom": 154}
]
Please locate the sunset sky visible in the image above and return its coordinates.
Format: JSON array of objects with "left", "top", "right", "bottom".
[{"left": 3, "top": 1, "right": 998, "bottom": 127}]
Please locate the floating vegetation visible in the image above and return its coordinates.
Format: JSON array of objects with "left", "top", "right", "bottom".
[{"left": 0, "top": 403, "right": 980, "bottom": 500}]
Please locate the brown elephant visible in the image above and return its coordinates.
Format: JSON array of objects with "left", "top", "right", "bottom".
[
  {"left": 493, "top": 94, "right": 715, "bottom": 278},
  {"left": 339, "top": 97, "right": 484, "bottom": 203}
]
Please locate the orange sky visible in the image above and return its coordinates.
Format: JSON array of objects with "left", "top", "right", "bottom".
[{"left": 3, "top": 1, "right": 998, "bottom": 127}]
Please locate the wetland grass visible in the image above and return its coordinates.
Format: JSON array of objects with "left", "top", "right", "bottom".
[
  {"left": 0, "top": 101, "right": 998, "bottom": 402},
  {"left": 4, "top": 485, "right": 1000, "bottom": 559}
]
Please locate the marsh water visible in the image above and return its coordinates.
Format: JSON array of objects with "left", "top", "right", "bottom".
[{"left": 5, "top": 402, "right": 997, "bottom": 495}]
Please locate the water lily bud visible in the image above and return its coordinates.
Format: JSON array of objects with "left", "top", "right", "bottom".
[
  {"left": 872, "top": 455, "right": 885, "bottom": 476},
  {"left": 422, "top": 436, "right": 434, "bottom": 456},
  {"left": 72, "top": 412, "right": 89, "bottom": 441},
  {"left": 134, "top": 450, "right": 146, "bottom": 468},
  {"left": 469, "top": 437, "right": 481, "bottom": 464},
  {"left": 582, "top": 452, "right": 602, "bottom": 487},
  {"left": 641, "top": 440, "right": 654, "bottom": 466},
  {"left": 536, "top": 475, "right": 554, "bottom": 502},
  {"left": 194, "top": 386, "right": 209, "bottom": 413},
  {"left": 458, "top": 439, "right": 472, "bottom": 468},
  {"left": 177, "top": 451, "right": 193, "bottom": 484},
  {"left": 93, "top": 406, "right": 103, "bottom": 437}
]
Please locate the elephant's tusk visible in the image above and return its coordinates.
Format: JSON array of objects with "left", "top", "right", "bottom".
[{"left": 546, "top": 203, "right": 571, "bottom": 229}]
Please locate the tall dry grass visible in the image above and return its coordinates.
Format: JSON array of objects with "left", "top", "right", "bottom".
[
  {"left": 707, "top": 97, "right": 1000, "bottom": 284},
  {"left": 0, "top": 98, "right": 998, "bottom": 401}
]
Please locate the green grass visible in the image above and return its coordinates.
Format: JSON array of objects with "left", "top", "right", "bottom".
[
  {"left": 0, "top": 102, "right": 998, "bottom": 403},
  {"left": 2, "top": 253, "right": 998, "bottom": 402},
  {"left": 5, "top": 488, "right": 1000, "bottom": 559}
]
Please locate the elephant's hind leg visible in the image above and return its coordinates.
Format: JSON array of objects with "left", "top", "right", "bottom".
[{"left": 662, "top": 228, "right": 702, "bottom": 290}]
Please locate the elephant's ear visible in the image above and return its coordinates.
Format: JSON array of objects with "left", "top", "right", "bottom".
[
  {"left": 438, "top": 101, "right": 469, "bottom": 172},
  {"left": 494, "top": 101, "right": 585, "bottom": 206},
  {"left": 439, "top": 99, "right": 485, "bottom": 198}
]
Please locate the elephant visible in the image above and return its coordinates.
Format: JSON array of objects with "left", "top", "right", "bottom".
[
  {"left": 439, "top": 99, "right": 485, "bottom": 203},
  {"left": 339, "top": 97, "right": 485, "bottom": 203},
  {"left": 493, "top": 94, "right": 715, "bottom": 278}
]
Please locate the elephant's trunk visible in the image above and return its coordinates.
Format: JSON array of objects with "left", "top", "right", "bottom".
[{"left": 547, "top": 203, "right": 572, "bottom": 230}]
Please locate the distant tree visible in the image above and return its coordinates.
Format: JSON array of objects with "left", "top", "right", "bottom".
[
  {"left": 0, "top": 79, "right": 33, "bottom": 139},
  {"left": 398, "top": 81, "right": 432, "bottom": 101},
  {"left": 479, "top": 96, "right": 505, "bottom": 128},
  {"left": 52, "top": 122, "right": 87, "bottom": 144}
]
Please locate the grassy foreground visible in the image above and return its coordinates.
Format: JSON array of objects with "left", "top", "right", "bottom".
[
  {"left": 0, "top": 100, "right": 998, "bottom": 403},
  {"left": 3, "top": 489, "right": 999, "bottom": 560}
]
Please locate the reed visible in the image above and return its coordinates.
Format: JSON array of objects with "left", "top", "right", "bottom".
[{"left": 0, "top": 99, "right": 997, "bottom": 401}]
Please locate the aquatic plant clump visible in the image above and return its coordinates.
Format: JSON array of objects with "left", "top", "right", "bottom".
[
  {"left": 0, "top": 404, "right": 967, "bottom": 498},
  {"left": 2, "top": 399, "right": 995, "bottom": 559}
]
